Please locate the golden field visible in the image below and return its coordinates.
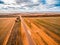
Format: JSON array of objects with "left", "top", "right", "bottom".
[{"left": 0, "top": 13, "right": 60, "bottom": 45}]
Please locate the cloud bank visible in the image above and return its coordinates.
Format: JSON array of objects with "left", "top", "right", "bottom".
[{"left": 0, "top": 0, "right": 60, "bottom": 13}]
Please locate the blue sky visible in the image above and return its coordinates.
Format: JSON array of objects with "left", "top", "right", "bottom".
[{"left": 0, "top": 0, "right": 60, "bottom": 13}]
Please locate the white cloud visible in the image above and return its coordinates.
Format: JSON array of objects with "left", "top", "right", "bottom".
[
  {"left": 32, "top": 0, "right": 39, "bottom": 3},
  {"left": 0, "top": 0, "right": 60, "bottom": 13},
  {"left": 46, "top": 0, "right": 60, "bottom": 4},
  {"left": 2, "top": 0, "right": 16, "bottom": 4}
]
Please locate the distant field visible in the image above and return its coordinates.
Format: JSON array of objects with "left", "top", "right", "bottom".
[
  {"left": 24, "top": 17, "right": 60, "bottom": 27},
  {"left": 0, "top": 16, "right": 60, "bottom": 45}
]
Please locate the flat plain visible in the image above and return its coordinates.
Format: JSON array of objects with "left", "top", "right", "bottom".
[{"left": 0, "top": 13, "right": 60, "bottom": 45}]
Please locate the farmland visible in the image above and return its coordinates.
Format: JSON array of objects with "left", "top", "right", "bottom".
[{"left": 0, "top": 13, "right": 60, "bottom": 45}]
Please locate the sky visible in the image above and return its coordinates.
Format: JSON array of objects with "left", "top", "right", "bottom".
[{"left": 0, "top": 0, "right": 60, "bottom": 13}]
